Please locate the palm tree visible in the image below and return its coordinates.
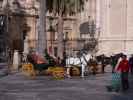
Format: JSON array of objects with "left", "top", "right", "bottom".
[
  {"left": 38, "top": 0, "right": 47, "bottom": 56},
  {"left": 46, "top": 0, "right": 87, "bottom": 59}
]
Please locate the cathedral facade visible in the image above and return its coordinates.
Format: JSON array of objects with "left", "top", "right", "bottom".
[
  {"left": 0, "top": 0, "right": 38, "bottom": 62},
  {"left": 98, "top": 0, "right": 133, "bottom": 55}
]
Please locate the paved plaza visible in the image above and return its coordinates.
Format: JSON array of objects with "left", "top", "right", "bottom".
[
  {"left": 0, "top": 66, "right": 133, "bottom": 100},
  {"left": 0, "top": 63, "right": 8, "bottom": 77}
]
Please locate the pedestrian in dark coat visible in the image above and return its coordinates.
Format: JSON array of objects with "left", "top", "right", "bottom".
[{"left": 110, "top": 56, "right": 118, "bottom": 73}]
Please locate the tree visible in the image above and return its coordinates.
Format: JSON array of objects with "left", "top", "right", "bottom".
[
  {"left": 38, "top": 0, "right": 47, "bottom": 56},
  {"left": 46, "top": 0, "right": 87, "bottom": 59}
]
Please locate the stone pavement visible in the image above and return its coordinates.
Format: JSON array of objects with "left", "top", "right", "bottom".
[
  {"left": 0, "top": 70, "right": 133, "bottom": 100},
  {"left": 0, "top": 63, "right": 9, "bottom": 77}
]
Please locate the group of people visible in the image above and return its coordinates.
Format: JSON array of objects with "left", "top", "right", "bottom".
[{"left": 111, "top": 54, "right": 133, "bottom": 91}]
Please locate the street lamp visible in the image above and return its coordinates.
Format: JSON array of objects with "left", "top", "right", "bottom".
[
  {"left": 88, "top": 16, "right": 96, "bottom": 37},
  {"left": 62, "top": 32, "right": 68, "bottom": 66},
  {"left": 83, "top": 16, "right": 99, "bottom": 53},
  {"left": 63, "top": 32, "right": 67, "bottom": 60}
]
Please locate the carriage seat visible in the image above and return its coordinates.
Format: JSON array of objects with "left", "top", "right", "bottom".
[{"left": 27, "top": 53, "right": 50, "bottom": 72}]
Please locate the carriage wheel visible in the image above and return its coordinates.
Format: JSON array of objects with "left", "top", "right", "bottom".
[{"left": 52, "top": 67, "right": 65, "bottom": 80}]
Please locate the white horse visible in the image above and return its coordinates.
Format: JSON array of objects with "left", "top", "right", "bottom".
[{"left": 66, "top": 53, "right": 91, "bottom": 77}]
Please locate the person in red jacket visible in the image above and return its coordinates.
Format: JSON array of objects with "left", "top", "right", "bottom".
[{"left": 117, "top": 55, "right": 130, "bottom": 91}]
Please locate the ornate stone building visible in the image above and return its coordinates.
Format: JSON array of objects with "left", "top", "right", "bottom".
[
  {"left": 0, "top": 0, "right": 99, "bottom": 61},
  {"left": 0, "top": 0, "right": 38, "bottom": 62},
  {"left": 46, "top": 0, "right": 99, "bottom": 57},
  {"left": 7, "top": 0, "right": 38, "bottom": 50},
  {"left": 46, "top": 0, "right": 133, "bottom": 56},
  {"left": 98, "top": 0, "right": 133, "bottom": 55},
  {"left": 1, "top": 0, "right": 133, "bottom": 62}
]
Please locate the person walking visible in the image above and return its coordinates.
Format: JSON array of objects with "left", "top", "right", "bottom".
[
  {"left": 101, "top": 55, "right": 106, "bottom": 73},
  {"left": 110, "top": 55, "right": 118, "bottom": 73},
  {"left": 116, "top": 55, "right": 130, "bottom": 91}
]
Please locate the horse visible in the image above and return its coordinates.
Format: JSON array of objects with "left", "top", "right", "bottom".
[
  {"left": 88, "top": 56, "right": 98, "bottom": 75},
  {"left": 66, "top": 52, "right": 91, "bottom": 78}
]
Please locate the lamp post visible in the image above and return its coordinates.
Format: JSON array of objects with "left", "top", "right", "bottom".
[
  {"left": 62, "top": 32, "right": 68, "bottom": 66},
  {"left": 63, "top": 34, "right": 67, "bottom": 65},
  {"left": 48, "top": 17, "right": 55, "bottom": 55},
  {"left": 84, "top": 16, "right": 99, "bottom": 53}
]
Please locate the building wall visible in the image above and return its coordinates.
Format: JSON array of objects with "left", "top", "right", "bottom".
[
  {"left": 127, "top": 0, "right": 133, "bottom": 54},
  {"left": 98, "top": 0, "right": 133, "bottom": 55},
  {"left": 46, "top": 0, "right": 99, "bottom": 57},
  {"left": 7, "top": 0, "right": 133, "bottom": 56},
  {"left": 9, "top": 15, "right": 24, "bottom": 51},
  {"left": 8, "top": 15, "right": 37, "bottom": 51},
  {"left": 4, "top": 0, "right": 133, "bottom": 57},
  {"left": 26, "top": 16, "right": 37, "bottom": 48},
  {"left": 0, "top": 0, "right": 38, "bottom": 52}
]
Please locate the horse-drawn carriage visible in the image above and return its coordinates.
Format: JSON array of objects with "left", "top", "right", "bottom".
[
  {"left": 22, "top": 49, "right": 123, "bottom": 79},
  {"left": 22, "top": 51, "right": 65, "bottom": 79}
]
